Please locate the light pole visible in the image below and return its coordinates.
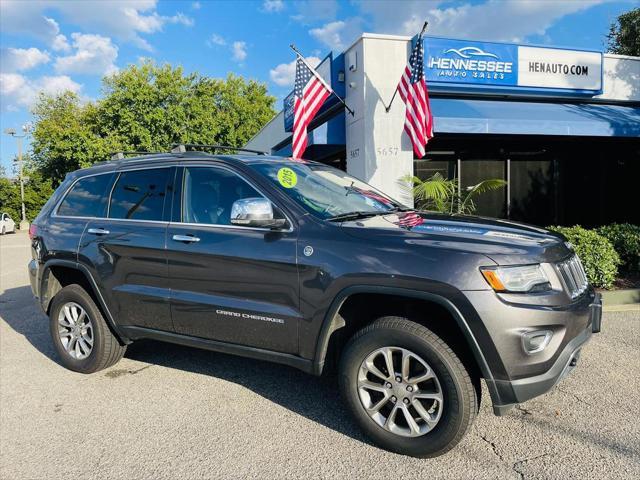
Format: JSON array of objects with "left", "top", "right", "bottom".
[{"left": 4, "top": 124, "right": 32, "bottom": 230}]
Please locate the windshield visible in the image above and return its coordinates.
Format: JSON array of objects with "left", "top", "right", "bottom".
[{"left": 251, "top": 162, "right": 404, "bottom": 220}]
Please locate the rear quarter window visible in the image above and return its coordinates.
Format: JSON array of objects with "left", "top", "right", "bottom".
[{"left": 56, "top": 173, "right": 115, "bottom": 218}]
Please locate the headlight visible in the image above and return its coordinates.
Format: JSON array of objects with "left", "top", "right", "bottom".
[{"left": 481, "top": 264, "right": 551, "bottom": 293}]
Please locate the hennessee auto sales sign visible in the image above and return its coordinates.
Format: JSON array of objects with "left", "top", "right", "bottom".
[{"left": 424, "top": 37, "right": 602, "bottom": 94}]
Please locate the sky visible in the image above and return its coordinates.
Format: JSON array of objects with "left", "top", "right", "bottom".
[{"left": 0, "top": 0, "right": 637, "bottom": 175}]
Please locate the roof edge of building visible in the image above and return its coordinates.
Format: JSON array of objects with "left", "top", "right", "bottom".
[
  {"left": 603, "top": 53, "right": 640, "bottom": 61},
  {"left": 344, "top": 32, "right": 411, "bottom": 52}
]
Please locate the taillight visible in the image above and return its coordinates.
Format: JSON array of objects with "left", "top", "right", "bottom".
[{"left": 29, "top": 224, "right": 38, "bottom": 240}]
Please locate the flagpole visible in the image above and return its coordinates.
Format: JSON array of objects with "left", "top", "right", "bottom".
[
  {"left": 289, "top": 44, "right": 355, "bottom": 116},
  {"left": 384, "top": 21, "right": 428, "bottom": 113}
]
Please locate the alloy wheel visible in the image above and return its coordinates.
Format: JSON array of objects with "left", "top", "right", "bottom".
[
  {"left": 57, "top": 302, "right": 94, "bottom": 360},
  {"left": 357, "top": 346, "right": 443, "bottom": 437}
]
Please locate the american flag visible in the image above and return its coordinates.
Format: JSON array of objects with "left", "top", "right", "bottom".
[
  {"left": 397, "top": 34, "right": 434, "bottom": 158},
  {"left": 292, "top": 57, "right": 332, "bottom": 158}
]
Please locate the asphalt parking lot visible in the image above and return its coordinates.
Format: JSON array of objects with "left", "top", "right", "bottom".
[{"left": 1, "top": 231, "right": 639, "bottom": 479}]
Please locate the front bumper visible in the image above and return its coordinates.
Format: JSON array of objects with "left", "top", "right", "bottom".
[{"left": 464, "top": 289, "right": 602, "bottom": 415}]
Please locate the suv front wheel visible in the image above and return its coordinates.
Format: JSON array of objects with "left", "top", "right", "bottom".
[
  {"left": 339, "top": 316, "right": 478, "bottom": 457},
  {"left": 49, "top": 284, "right": 126, "bottom": 373}
]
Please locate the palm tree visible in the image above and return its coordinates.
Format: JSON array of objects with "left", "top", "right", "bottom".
[{"left": 402, "top": 173, "right": 507, "bottom": 215}]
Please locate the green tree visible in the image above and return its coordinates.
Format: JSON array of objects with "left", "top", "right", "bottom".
[
  {"left": 31, "top": 92, "right": 107, "bottom": 184},
  {"left": 0, "top": 165, "right": 53, "bottom": 223},
  {"left": 0, "top": 177, "right": 19, "bottom": 220},
  {"left": 31, "top": 62, "right": 276, "bottom": 185},
  {"left": 606, "top": 8, "right": 640, "bottom": 56}
]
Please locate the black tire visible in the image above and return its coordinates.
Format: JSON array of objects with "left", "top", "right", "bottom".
[
  {"left": 339, "top": 316, "right": 478, "bottom": 458},
  {"left": 49, "top": 284, "right": 126, "bottom": 373}
]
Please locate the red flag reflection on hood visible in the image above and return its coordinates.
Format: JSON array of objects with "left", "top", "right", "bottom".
[{"left": 396, "top": 211, "right": 424, "bottom": 228}]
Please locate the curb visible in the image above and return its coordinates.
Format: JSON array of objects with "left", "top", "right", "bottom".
[
  {"left": 600, "top": 288, "right": 640, "bottom": 305},
  {"left": 603, "top": 303, "right": 640, "bottom": 313},
  {"left": 600, "top": 288, "right": 640, "bottom": 313}
]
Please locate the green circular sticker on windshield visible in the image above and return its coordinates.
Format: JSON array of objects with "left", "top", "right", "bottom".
[{"left": 277, "top": 167, "right": 298, "bottom": 188}]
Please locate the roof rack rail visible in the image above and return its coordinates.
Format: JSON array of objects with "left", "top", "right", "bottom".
[
  {"left": 170, "top": 143, "right": 267, "bottom": 155},
  {"left": 109, "top": 151, "right": 161, "bottom": 161}
]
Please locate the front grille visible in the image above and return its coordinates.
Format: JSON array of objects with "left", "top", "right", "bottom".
[{"left": 556, "top": 255, "right": 588, "bottom": 299}]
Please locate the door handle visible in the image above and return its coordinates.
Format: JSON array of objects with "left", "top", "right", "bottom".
[
  {"left": 172, "top": 234, "right": 200, "bottom": 243},
  {"left": 87, "top": 228, "right": 110, "bottom": 235}
]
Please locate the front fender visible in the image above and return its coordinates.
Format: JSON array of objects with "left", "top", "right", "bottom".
[{"left": 311, "top": 284, "right": 505, "bottom": 411}]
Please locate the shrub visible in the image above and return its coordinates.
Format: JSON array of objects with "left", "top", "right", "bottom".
[
  {"left": 596, "top": 223, "right": 640, "bottom": 274},
  {"left": 546, "top": 225, "right": 620, "bottom": 289}
]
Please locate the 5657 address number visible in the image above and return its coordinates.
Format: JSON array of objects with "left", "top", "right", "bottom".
[{"left": 376, "top": 146, "right": 399, "bottom": 157}]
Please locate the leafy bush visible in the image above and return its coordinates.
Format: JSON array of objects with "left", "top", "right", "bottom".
[
  {"left": 546, "top": 225, "right": 620, "bottom": 289},
  {"left": 597, "top": 223, "right": 640, "bottom": 273}
]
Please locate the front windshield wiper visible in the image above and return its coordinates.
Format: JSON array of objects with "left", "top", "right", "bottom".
[
  {"left": 328, "top": 207, "right": 416, "bottom": 222},
  {"left": 328, "top": 211, "right": 384, "bottom": 222}
]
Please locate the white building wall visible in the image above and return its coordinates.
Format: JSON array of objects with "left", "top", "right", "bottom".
[
  {"left": 244, "top": 111, "right": 286, "bottom": 153},
  {"left": 345, "top": 34, "right": 414, "bottom": 206}
]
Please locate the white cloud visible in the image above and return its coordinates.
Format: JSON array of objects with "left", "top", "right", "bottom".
[
  {"left": 359, "top": 0, "right": 607, "bottom": 43},
  {"left": 263, "top": 0, "right": 285, "bottom": 13},
  {"left": 54, "top": 33, "right": 118, "bottom": 76},
  {"left": 168, "top": 12, "right": 194, "bottom": 27},
  {"left": 191, "top": 2, "right": 201, "bottom": 10},
  {"left": 0, "top": 1, "right": 193, "bottom": 52},
  {"left": 310, "top": 18, "right": 362, "bottom": 51},
  {"left": 0, "top": 4, "right": 61, "bottom": 46},
  {"left": 232, "top": 41, "right": 247, "bottom": 63},
  {"left": 207, "top": 34, "right": 227, "bottom": 47},
  {"left": 269, "top": 56, "right": 321, "bottom": 87},
  {"left": 52, "top": 34, "right": 71, "bottom": 52},
  {"left": 0, "top": 48, "right": 50, "bottom": 73},
  {"left": 0, "top": 72, "right": 82, "bottom": 111}
]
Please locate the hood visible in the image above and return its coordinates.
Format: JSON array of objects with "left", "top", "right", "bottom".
[{"left": 340, "top": 211, "right": 571, "bottom": 265}]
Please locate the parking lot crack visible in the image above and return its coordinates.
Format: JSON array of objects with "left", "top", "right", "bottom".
[
  {"left": 104, "top": 364, "right": 152, "bottom": 378},
  {"left": 555, "top": 386, "right": 593, "bottom": 406},
  {"left": 512, "top": 453, "right": 549, "bottom": 480},
  {"left": 515, "top": 404, "right": 532, "bottom": 416},
  {"left": 479, "top": 433, "right": 504, "bottom": 462}
]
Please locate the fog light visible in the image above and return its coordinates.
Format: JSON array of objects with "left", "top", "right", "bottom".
[{"left": 522, "top": 330, "right": 553, "bottom": 354}]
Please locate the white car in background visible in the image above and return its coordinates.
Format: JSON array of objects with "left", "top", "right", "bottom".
[{"left": 1, "top": 212, "right": 16, "bottom": 234}]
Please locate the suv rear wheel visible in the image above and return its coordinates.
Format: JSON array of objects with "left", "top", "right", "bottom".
[
  {"left": 339, "top": 316, "right": 478, "bottom": 457},
  {"left": 49, "top": 284, "right": 126, "bottom": 373}
]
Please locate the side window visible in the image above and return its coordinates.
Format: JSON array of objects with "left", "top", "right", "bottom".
[
  {"left": 109, "top": 168, "right": 170, "bottom": 221},
  {"left": 182, "top": 167, "right": 264, "bottom": 225},
  {"left": 57, "top": 173, "right": 114, "bottom": 218}
]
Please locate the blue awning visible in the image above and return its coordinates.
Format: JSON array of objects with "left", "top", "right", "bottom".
[{"left": 431, "top": 98, "right": 640, "bottom": 137}]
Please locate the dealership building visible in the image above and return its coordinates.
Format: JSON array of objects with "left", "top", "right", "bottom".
[{"left": 246, "top": 34, "right": 640, "bottom": 227}]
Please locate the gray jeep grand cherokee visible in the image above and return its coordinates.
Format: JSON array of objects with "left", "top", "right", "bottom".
[{"left": 28, "top": 145, "right": 602, "bottom": 457}]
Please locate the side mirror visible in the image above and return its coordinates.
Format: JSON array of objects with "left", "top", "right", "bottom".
[{"left": 230, "top": 197, "right": 287, "bottom": 229}]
